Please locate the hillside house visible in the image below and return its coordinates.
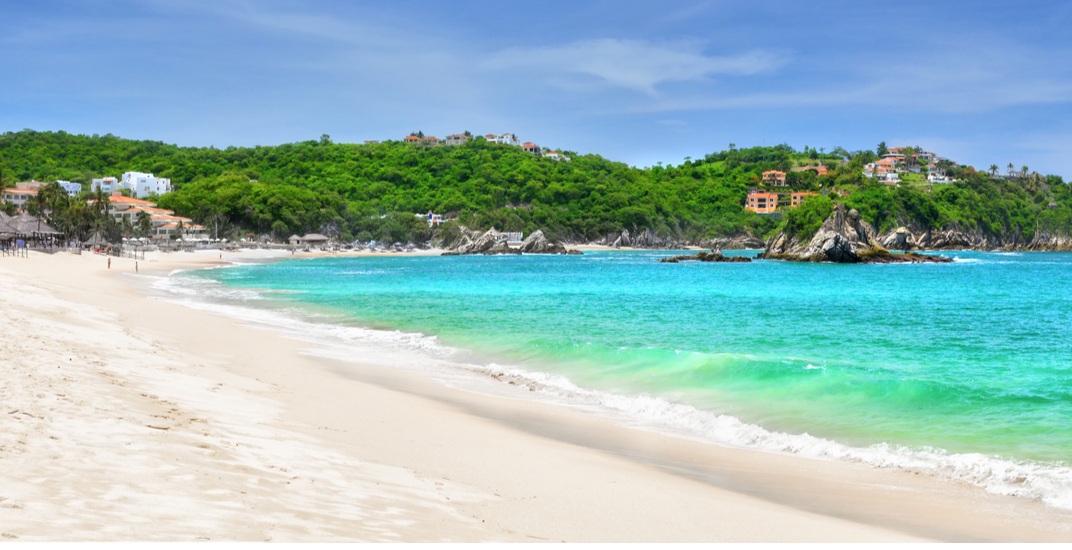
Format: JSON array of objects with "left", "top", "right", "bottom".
[
  {"left": 791, "top": 165, "right": 828, "bottom": 176},
  {"left": 445, "top": 134, "right": 469, "bottom": 146},
  {"left": 762, "top": 170, "right": 787, "bottom": 187},
  {"left": 486, "top": 133, "right": 521, "bottom": 146},
  {"left": 746, "top": 191, "right": 779, "bottom": 214}
]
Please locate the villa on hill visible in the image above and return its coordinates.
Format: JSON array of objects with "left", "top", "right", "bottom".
[
  {"left": 401, "top": 130, "right": 571, "bottom": 161},
  {"left": 746, "top": 191, "right": 818, "bottom": 214},
  {"left": 864, "top": 146, "right": 955, "bottom": 186}
]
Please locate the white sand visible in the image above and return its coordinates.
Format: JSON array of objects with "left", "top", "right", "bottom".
[{"left": 1, "top": 249, "right": 1070, "bottom": 542}]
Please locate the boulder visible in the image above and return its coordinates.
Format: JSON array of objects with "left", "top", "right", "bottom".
[
  {"left": 444, "top": 228, "right": 520, "bottom": 255},
  {"left": 518, "top": 230, "right": 576, "bottom": 254}
]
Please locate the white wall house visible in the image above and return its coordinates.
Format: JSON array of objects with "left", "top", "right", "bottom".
[
  {"left": 56, "top": 180, "right": 82, "bottom": 196},
  {"left": 91, "top": 176, "right": 120, "bottom": 194},
  {"left": 122, "top": 171, "right": 172, "bottom": 199}
]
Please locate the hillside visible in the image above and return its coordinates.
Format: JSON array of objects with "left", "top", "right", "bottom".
[{"left": 2, "top": 130, "right": 1070, "bottom": 248}]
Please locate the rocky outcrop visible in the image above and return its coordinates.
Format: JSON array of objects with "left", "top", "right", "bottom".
[
  {"left": 660, "top": 250, "right": 752, "bottom": 263},
  {"left": 761, "top": 204, "right": 952, "bottom": 263},
  {"left": 872, "top": 224, "right": 1064, "bottom": 251},
  {"left": 700, "top": 234, "right": 765, "bottom": 250},
  {"left": 1026, "top": 232, "right": 1072, "bottom": 251},
  {"left": 597, "top": 228, "right": 686, "bottom": 249},
  {"left": 518, "top": 230, "right": 581, "bottom": 254},
  {"left": 442, "top": 228, "right": 520, "bottom": 255}
]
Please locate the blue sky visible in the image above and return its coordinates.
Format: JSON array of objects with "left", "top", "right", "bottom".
[{"left": 4, "top": 0, "right": 1072, "bottom": 177}]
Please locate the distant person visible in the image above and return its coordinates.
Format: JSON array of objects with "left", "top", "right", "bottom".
[{"left": 107, "top": 257, "right": 111, "bottom": 269}]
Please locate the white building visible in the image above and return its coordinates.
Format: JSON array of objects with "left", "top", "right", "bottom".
[
  {"left": 56, "top": 180, "right": 82, "bottom": 196},
  {"left": 91, "top": 176, "right": 120, "bottom": 194},
  {"left": 484, "top": 133, "right": 521, "bottom": 146},
  {"left": 122, "top": 171, "right": 172, "bottom": 199},
  {"left": 1, "top": 188, "right": 37, "bottom": 210}
]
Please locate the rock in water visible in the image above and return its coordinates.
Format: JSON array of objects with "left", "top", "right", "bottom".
[
  {"left": 761, "top": 204, "right": 951, "bottom": 263},
  {"left": 660, "top": 250, "right": 752, "bottom": 263}
]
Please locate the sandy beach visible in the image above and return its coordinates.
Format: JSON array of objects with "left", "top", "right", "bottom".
[{"left": 2, "top": 249, "right": 1071, "bottom": 542}]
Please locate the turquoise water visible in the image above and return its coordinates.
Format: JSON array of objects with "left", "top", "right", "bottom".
[{"left": 168, "top": 250, "right": 1072, "bottom": 507}]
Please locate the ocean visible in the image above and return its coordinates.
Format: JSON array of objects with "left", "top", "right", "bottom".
[{"left": 158, "top": 249, "right": 1072, "bottom": 509}]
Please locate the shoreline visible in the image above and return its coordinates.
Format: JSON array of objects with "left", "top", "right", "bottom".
[{"left": 2, "top": 250, "right": 1071, "bottom": 541}]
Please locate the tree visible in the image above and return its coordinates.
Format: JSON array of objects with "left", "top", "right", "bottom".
[
  {"left": 136, "top": 210, "right": 154, "bottom": 238},
  {"left": 877, "top": 141, "right": 890, "bottom": 156},
  {"left": 989, "top": 164, "right": 999, "bottom": 177}
]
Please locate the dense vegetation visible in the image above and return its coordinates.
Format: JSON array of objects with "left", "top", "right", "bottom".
[{"left": 2, "top": 130, "right": 1069, "bottom": 245}]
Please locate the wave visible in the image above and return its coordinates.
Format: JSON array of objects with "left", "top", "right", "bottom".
[{"left": 153, "top": 267, "right": 1072, "bottom": 512}]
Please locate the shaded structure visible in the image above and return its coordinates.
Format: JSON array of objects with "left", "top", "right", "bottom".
[{"left": 1, "top": 212, "right": 62, "bottom": 254}]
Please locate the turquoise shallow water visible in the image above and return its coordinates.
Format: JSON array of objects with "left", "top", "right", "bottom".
[{"left": 168, "top": 250, "right": 1072, "bottom": 507}]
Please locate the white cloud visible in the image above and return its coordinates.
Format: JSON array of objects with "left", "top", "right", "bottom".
[{"left": 481, "top": 38, "right": 784, "bottom": 95}]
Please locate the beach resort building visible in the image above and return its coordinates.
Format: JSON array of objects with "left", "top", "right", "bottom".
[
  {"left": 1, "top": 188, "right": 37, "bottom": 211},
  {"left": 102, "top": 195, "right": 205, "bottom": 240}
]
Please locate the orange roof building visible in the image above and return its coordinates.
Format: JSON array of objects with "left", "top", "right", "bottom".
[
  {"left": 762, "top": 170, "right": 787, "bottom": 187},
  {"left": 746, "top": 191, "right": 779, "bottom": 214}
]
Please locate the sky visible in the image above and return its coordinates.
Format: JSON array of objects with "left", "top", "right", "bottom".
[{"left": 4, "top": 0, "right": 1072, "bottom": 177}]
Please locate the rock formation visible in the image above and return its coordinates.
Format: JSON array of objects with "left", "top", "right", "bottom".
[
  {"left": 659, "top": 250, "right": 752, "bottom": 263},
  {"left": 442, "top": 228, "right": 520, "bottom": 255},
  {"left": 518, "top": 230, "right": 581, "bottom": 254},
  {"left": 761, "top": 204, "right": 952, "bottom": 263}
]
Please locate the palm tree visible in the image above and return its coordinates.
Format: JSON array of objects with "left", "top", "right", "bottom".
[
  {"left": 136, "top": 210, "right": 153, "bottom": 239},
  {"left": 1021, "top": 165, "right": 1029, "bottom": 178},
  {"left": 1007, "top": 163, "right": 1015, "bottom": 176},
  {"left": 989, "top": 164, "right": 999, "bottom": 177}
]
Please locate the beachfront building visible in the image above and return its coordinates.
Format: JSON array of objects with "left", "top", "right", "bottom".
[
  {"left": 543, "top": 151, "right": 570, "bottom": 162},
  {"left": 746, "top": 191, "right": 779, "bottom": 214},
  {"left": 521, "top": 142, "right": 541, "bottom": 154},
  {"left": 1, "top": 188, "right": 37, "bottom": 211},
  {"left": 762, "top": 170, "right": 787, "bottom": 187},
  {"left": 101, "top": 195, "right": 205, "bottom": 240}
]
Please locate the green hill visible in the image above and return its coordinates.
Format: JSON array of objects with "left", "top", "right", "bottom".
[{"left": 1, "top": 130, "right": 1069, "bottom": 247}]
